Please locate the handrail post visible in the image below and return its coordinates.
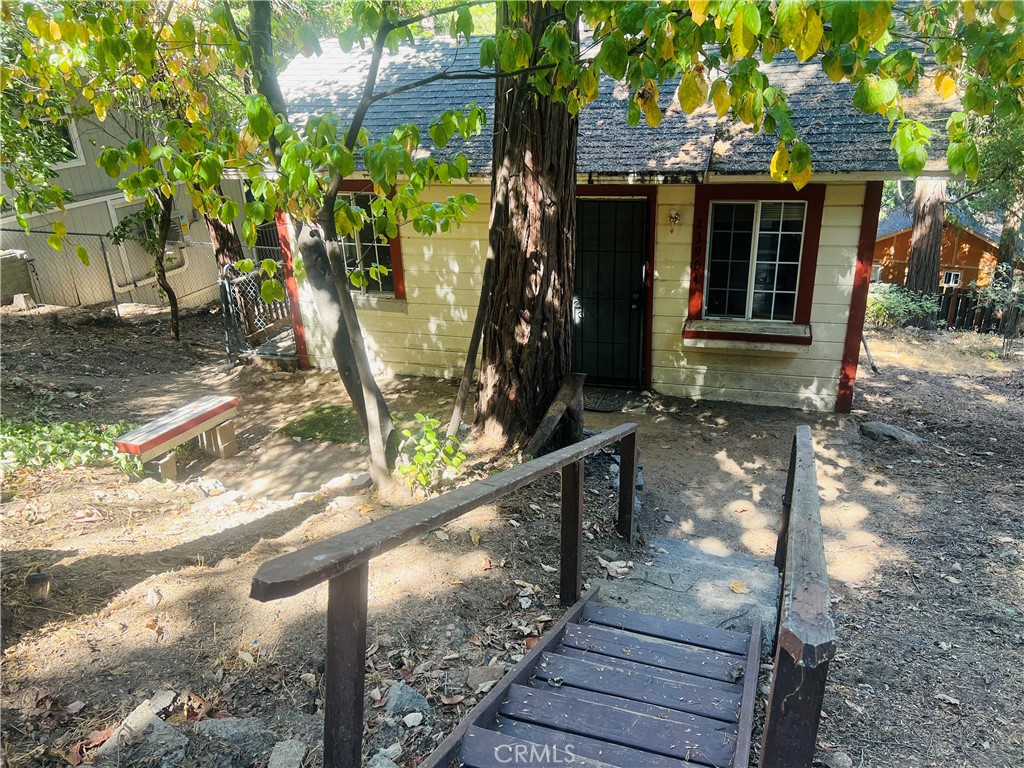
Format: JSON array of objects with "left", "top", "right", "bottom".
[
  {"left": 759, "top": 650, "right": 831, "bottom": 768},
  {"left": 616, "top": 430, "right": 637, "bottom": 543},
  {"left": 560, "top": 460, "right": 584, "bottom": 607},
  {"left": 324, "top": 562, "right": 369, "bottom": 768},
  {"left": 775, "top": 435, "right": 798, "bottom": 572}
]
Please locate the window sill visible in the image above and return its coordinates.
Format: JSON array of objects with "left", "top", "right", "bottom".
[
  {"left": 682, "top": 319, "right": 812, "bottom": 351},
  {"left": 353, "top": 294, "right": 408, "bottom": 313}
]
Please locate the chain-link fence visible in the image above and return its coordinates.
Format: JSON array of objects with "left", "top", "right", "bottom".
[
  {"left": 219, "top": 259, "right": 293, "bottom": 362},
  {"left": 0, "top": 227, "right": 221, "bottom": 312}
]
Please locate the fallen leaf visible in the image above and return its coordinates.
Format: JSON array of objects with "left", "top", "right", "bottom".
[
  {"left": 433, "top": 529, "right": 449, "bottom": 541},
  {"left": 237, "top": 650, "right": 255, "bottom": 666},
  {"left": 730, "top": 581, "right": 750, "bottom": 594},
  {"left": 440, "top": 694, "right": 465, "bottom": 705},
  {"left": 540, "top": 564, "right": 557, "bottom": 573},
  {"left": 597, "top": 556, "right": 631, "bottom": 578},
  {"left": 301, "top": 673, "right": 317, "bottom": 688},
  {"left": 944, "top": 575, "right": 962, "bottom": 584},
  {"left": 845, "top": 698, "right": 864, "bottom": 715},
  {"left": 524, "top": 636, "right": 540, "bottom": 650},
  {"left": 935, "top": 693, "right": 960, "bottom": 706},
  {"left": 470, "top": 529, "right": 481, "bottom": 546},
  {"left": 508, "top": 519, "right": 521, "bottom": 528},
  {"left": 65, "top": 700, "right": 86, "bottom": 714},
  {"left": 365, "top": 642, "right": 380, "bottom": 658}
]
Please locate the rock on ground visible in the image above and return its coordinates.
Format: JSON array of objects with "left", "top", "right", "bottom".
[
  {"left": 385, "top": 681, "right": 429, "bottom": 715},
  {"left": 860, "top": 420, "right": 924, "bottom": 445},
  {"left": 267, "top": 739, "right": 308, "bottom": 768},
  {"left": 93, "top": 690, "right": 186, "bottom": 767}
]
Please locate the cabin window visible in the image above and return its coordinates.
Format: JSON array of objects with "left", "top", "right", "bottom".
[
  {"left": 337, "top": 193, "right": 394, "bottom": 295},
  {"left": 942, "top": 270, "right": 961, "bottom": 287},
  {"left": 704, "top": 201, "right": 806, "bottom": 322},
  {"left": 51, "top": 120, "right": 85, "bottom": 170}
]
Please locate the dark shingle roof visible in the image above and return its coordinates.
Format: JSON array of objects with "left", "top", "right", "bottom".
[
  {"left": 877, "top": 202, "right": 1002, "bottom": 245},
  {"left": 278, "top": 37, "right": 940, "bottom": 179}
]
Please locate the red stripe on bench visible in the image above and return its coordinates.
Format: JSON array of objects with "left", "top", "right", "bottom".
[{"left": 116, "top": 396, "right": 239, "bottom": 456}]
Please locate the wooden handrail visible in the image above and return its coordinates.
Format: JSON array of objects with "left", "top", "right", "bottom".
[
  {"left": 251, "top": 422, "right": 638, "bottom": 602},
  {"left": 760, "top": 424, "right": 837, "bottom": 768},
  {"left": 250, "top": 423, "right": 639, "bottom": 768}
]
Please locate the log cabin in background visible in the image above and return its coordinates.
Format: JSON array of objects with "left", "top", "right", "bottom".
[{"left": 873, "top": 204, "right": 1005, "bottom": 289}]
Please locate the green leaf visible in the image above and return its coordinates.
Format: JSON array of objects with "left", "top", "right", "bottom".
[
  {"left": 898, "top": 143, "right": 928, "bottom": 177},
  {"left": 75, "top": 245, "right": 90, "bottom": 266},
  {"left": 853, "top": 75, "right": 898, "bottom": 113},
  {"left": 260, "top": 278, "right": 286, "bottom": 304},
  {"left": 597, "top": 33, "right": 627, "bottom": 80},
  {"left": 219, "top": 199, "right": 238, "bottom": 223},
  {"left": 828, "top": 1, "right": 858, "bottom": 44},
  {"left": 260, "top": 258, "right": 277, "bottom": 277},
  {"left": 235, "top": 258, "right": 254, "bottom": 274}
]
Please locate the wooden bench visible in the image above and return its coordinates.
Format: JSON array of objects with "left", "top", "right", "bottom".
[{"left": 115, "top": 395, "right": 239, "bottom": 481}]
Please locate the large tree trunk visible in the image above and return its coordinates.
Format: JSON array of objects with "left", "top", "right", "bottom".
[
  {"left": 475, "top": 1, "right": 581, "bottom": 451},
  {"left": 154, "top": 193, "right": 180, "bottom": 341},
  {"left": 998, "top": 200, "right": 1022, "bottom": 267},
  {"left": 248, "top": 0, "right": 397, "bottom": 486},
  {"left": 205, "top": 211, "right": 245, "bottom": 269},
  {"left": 905, "top": 178, "right": 947, "bottom": 293}
]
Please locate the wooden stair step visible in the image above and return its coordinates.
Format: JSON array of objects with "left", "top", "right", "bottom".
[
  {"left": 499, "top": 684, "right": 736, "bottom": 768},
  {"left": 492, "top": 718, "right": 704, "bottom": 768},
  {"left": 556, "top": 646, "right": 741, "bottom": 694},
  {"left": 583, "top": 601, "right": 750, "bottom": 656},
  {"left": 460, "top": 725, "right": 623, "bottom": 768},
  {"left": 534, "top": 651, "right": 742, "bottom": 722},
  {"left": 562, "top": 622, "right": 745, "bottom": 684}
]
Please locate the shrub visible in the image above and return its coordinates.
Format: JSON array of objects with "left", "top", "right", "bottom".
[
  {"left": 396, "top": 413, "right": 466, "bottom": 494},
  {"left": 865, "top": 284, "right": 940, "bottom": 328},
  {"left": 0, "top": 418, "right": 142, "bottom": 475}
]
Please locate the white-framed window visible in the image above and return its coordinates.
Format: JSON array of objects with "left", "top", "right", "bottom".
[
  {"left": 337, "top": 192, "right": 394, "bottom": 295},
  {"left": 942, "top": 270, "right": 962, "bottom": 287},
  {"left": 871, "top": 264, "right": 882, "bottom": 282},
  {"left": 52, "top": 120, "right": 86, "bottom": 170},
  {"left": 704, "top": 201, "right": 807, "bottom": 321}
]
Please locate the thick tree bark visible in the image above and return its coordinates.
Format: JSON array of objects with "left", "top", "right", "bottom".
[
  {"left": 905, "top": 178, "right": 947, "bottom": 293},
  {"left": 248, "top": 0, "right": 397, "bottom": 486},
  {"left": 998, "top": 200, "right": 1022, "bottom": 267},
  {"left": 154, "top": 193, "right": 180, "bottom": 341},
  {"left": 475, "top": 1, "right": 581, "bottom": 451},
  {"left": 204, "top": 212, "right": 245, "bottom": 269}
]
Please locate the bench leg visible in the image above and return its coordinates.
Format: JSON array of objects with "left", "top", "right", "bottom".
[
  {"left": 145, "top": 453, "right": 177, "bottom": 482},
  {"left": 200, "top": 419, "right": 238, "bottom": 459}
]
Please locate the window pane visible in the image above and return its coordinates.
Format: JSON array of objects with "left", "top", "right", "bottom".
[
  {"left": 757, "top": 232, "right": 779, "bottom": 262},
  {"left": 777, "top": 263, "right": 799, "bottom": 292},
  {"left": 706, "top": 203, "right": 755, "bottom": 318},
  {"left": 781, "top": 202, "right": 806, "bottom": 232},
  {"left": 728, "top": 260, "right": 750, "bottom": 290},
  {"left": 760, "top": 202, "right": 784, "bottom": 232},
  {"left": 751, "top": 291, "right": 773, "bottom": 319},
  {"left": 726, "top": 290, "right": 747, "bottom": 317},
  {"left": 706, "top": 289, "right": 728, "bottom": 315},
  {"left": 779, "top": 233, "right": 802, "bottom": 262},
  {"left": 773, "top": 292, "right": 796, "bottom": 321},
  {"left": 754, "top": 264, "right": 776, "bottom": 290}
]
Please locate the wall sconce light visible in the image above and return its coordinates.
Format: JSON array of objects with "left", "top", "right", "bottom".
[{"left": 668, "top": 210, "right": 680, "bottom": 233}]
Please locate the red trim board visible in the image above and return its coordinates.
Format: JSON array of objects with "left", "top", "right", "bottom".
[
  {"left": 116, "top": 396, "right": 239, "bottom": 456},
  {"left": 836, "top": 181, "right": 883, "bottom": 413},
  {"left": 275, "top": 211, "right": 311, "bottom": 368},
  {"left": 687, "top": 183, "right": 826, "bottom": 342}
]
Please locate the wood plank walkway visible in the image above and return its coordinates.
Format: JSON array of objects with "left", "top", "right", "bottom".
[{"left": 428, "top": 593, "right": 761, "bottom": 768}]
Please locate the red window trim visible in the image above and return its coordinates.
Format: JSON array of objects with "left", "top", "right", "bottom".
[
  {"left": 685, "top": 183, "right": 826, "bottom": 345},
  {"left": 336, "top": 180, "right": 406, "bottom": 302}
]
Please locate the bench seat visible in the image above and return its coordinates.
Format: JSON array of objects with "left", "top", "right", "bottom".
[{"left": 116, "top": 395, "right": 239, "bottom": 479}]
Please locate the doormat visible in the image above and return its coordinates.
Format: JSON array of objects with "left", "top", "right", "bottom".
[{"left": 584, "top": 387, "right": 651, "bottom": 414}]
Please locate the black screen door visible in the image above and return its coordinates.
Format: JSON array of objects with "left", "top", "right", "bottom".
[{"left": 573, "top": 199, "right": 648, "bottom": 388}]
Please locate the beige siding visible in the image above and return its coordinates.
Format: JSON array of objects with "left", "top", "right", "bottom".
[
  {"left": 650, "top": 183, "right": 864, "bottom": 410},
  {"left": 296, "top": 182, "right": 864, "bottom": 412}
]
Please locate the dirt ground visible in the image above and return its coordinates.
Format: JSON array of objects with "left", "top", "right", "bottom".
[{"left": 1, "top": 308, "right": 1022, "bottom": 768}]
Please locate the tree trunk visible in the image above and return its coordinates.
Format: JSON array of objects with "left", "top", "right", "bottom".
[
  {"left": 475, "top": 1, "right": 581, "bottom": 451},
  {"left": 248, "top": 0, "right": 397, "bottom": 486},
  {"left": 204, "top": 211, "right": 245, "bottom": 269},
  {"left": 905, "top": 178, "right": 947, "bottom": 293},
  {"left": 154, "top": 193, "right": 180, "bottom": 341},
  {"left": 998, "top": 199, "right": 1022, "bottom": 267}
]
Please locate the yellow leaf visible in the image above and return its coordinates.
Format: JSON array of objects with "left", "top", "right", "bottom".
[
  {"left": 994, "top": 0, "right": 1015, "bottom": 28},
  {"left": 48, "top": 18, "right": 61, "bottom": 41},
  {"left": 82, "top": 86, "right": 94, "bottom": 99},
  {"left": 790, "top": 162, "right": 813, "bottom": 191},
  {"left": 161, "top": 183, "right": 173, "bottom": 198},
  {"left": 824, "top": 56, "right": 845, "bottom": 83},
  {"left": 470, "top": 529, "right": 481, "bottom": 546},
  {"left": 858, "top": 2, "right": 891, "bottom": 45},
  {"left": 677, "top": 71, "right": 708, "bottom": 113},
  {"left": 731, "top": 7, "right": 755, "bottom": 58},
  {"left": 186, "top": 104, "right": 198, "bottom": 122},
  {"left": 689, "top": 0, "right": 710, "bottom": 25},
  {"left": 729, "top": 581, "right": 749, "bottom": 594},
  {"left": 935, "top": 72, "right": 957, "bottom": 100},
  {"left": 94, "top": 100, "right": 107, "bottom": 121},
  {"left": 795, "top": 9, "right": 823, "bottom": 62},
  {"left": 770, "top": 142, "right": 791, "bottom": 181},
  {"left": 711, "top": 78, "right": 732, "bottom": 118},
  {"left": 962, "top": 0, "right": 976, "bottom": 23}
]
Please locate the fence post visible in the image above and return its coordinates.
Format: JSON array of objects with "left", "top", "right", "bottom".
[
  {"left": 560, "top": 459, "right": 584, "bottom": 607},
  {"left": 99, "top": 235, "right": 120, "bottom": 318},
  {"left": 759, "top": 651, "right": 831, "bottom": 768},
  {"left": 616, "top": 430, "right": 638, "bottom": 543},
  {"left": 324, "top": 562, "right": 369, "bottom": 768}
]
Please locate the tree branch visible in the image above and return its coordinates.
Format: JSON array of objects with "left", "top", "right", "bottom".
[
  {"left": 366, "top": 61, "right": 559, "bottom": 107},
  {"left": 389, "top": 0, "right": 493, "bottom": 30}
]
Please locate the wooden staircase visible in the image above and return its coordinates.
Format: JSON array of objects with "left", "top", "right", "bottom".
[{"left": 429, "top": 597, "right": 760, "bottom": 768}]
